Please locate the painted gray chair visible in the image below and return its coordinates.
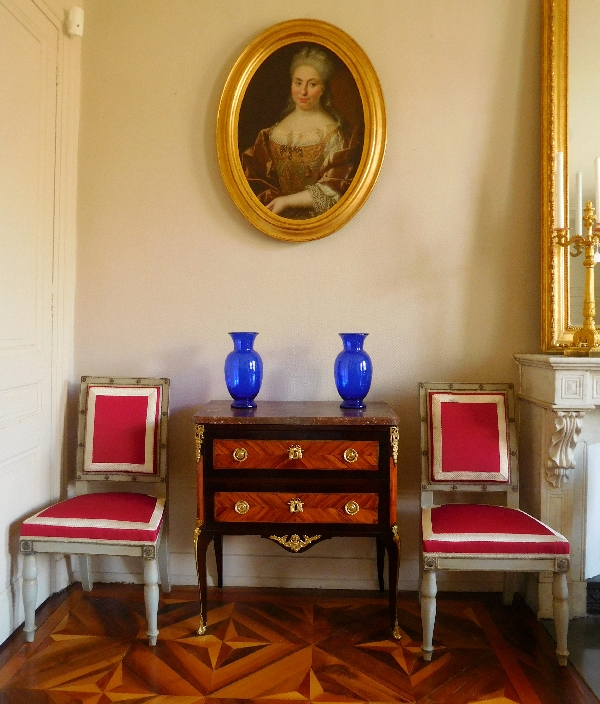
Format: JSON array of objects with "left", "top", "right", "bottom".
[
  {"left": 19, "top": 376, "right": 171, "bottom": 645},
  {"left": 419, "top": 382, "right": 570, "bottom": 666}
]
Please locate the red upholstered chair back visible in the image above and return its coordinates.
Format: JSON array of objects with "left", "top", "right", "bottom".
[
  {"left": 420, "top": 382, "right": 518, "bottom": 509},
  {"left": 75, "top": 377, "right": 169, "bottom": 496}
]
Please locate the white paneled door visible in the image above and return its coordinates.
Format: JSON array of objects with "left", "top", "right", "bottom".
[{"left": 0, "top": 0, "right": 60, "bottom": 642}]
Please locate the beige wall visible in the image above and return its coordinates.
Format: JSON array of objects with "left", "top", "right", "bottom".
[{"left": 75, "top": 0, "right": 541, "bottom": 590}]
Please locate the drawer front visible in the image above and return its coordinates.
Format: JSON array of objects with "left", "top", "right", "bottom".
[
  {"left": 213, "top": 439, "right": 379, "bottom": 470},
  {"left": 214, "top": 492, "right": 379, "bottom": 524}
]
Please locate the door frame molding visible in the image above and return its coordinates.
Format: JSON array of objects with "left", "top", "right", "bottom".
[{"left": 35, "top": 0, "right": 80, "bottom": 500}]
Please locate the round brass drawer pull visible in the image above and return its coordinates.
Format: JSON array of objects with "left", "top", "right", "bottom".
[
  {"left": 288, "top": 445, "right": 303, "bottom": 460},
  {"left": 345, "top": 501, "right": 360, "bottom": 515},
  {"left": 234, "top": 500, "right": 250, "bottom": 515},
  {"left": 288, "top": 497, "right": 304, "bottom": 513},
  {"left": 233, "top": 447, "right": 248, "bottom": 462},
  {"left": 343, "top": 448, "right": 359, "bottom": 463}
]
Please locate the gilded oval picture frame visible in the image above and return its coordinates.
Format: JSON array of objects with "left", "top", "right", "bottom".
[{"left": 216, "top": 19, "right": 386, "bottom": 242}]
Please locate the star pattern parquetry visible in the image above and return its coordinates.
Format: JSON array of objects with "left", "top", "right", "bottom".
[{"left": 0, "top": 586, "right": 585, "bottom": 704}]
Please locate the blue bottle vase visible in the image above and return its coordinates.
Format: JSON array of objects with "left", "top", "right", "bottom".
[
  {"left": 224, "top": 332, "right": 263, "bottom": 409},
  {"left": 334, "top": 333, "right": 372, "bottom": 409}
]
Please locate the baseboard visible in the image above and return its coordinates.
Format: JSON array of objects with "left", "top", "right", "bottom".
[
  {"left": 74, "top": 552, "right": 507, "bottom": 594},
  {"left": 587, "top": 579, "right": 600, "bottom": 614}
]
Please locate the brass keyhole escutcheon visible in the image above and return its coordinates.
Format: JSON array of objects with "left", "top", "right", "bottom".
[
  {"left": 343, "top": 448, "right": 359, "bottom": 463},
  {"left": 288, "top": 497, "right": 304, "bottom": 513},
  {"left": 234, "top": 500, "right": 250, "bottom": 515},
  {"left": 233, "top": 447, "right": 248, "bottom": 462},
  {"left": 288, "top": 445, "right": 303, "bottom": 460},
  {"left": 344, "top": 500, "right": 360, "bottom": 516}
]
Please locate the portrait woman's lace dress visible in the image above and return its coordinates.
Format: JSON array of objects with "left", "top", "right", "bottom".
[{"left": 242, "top": 120, "right": 363, "bottom": 219}]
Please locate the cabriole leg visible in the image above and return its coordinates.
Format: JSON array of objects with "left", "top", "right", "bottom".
[
  {"left": 387, "top": 525, "right": 401, "bottom": 638},
  {"left": 214, "top": 533, "right": 223, "bottom": 589},
  {"left": 553, "top": 570, "right": 569, "bottom": 666},
  {"left": 144, "top": 556, "right": 159, "bottom": 646},
  {"left": 22, "top": 552, "right": 38, "bottom": 642},
  {"left": 376, "top": 537, "right": 385, "bottom": 592},
  {"left": 421, "top": 563, "right": 437, "bottom": 661},
  {"left": 194, "top": 521, "right": 212, "bottom": 635}
]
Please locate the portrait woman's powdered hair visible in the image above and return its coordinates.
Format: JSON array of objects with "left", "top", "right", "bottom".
[{"left": 281, "top": 46, "right": 339, "bottom": 121}]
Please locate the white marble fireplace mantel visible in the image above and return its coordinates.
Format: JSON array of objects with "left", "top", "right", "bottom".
[{"left": 515, "top": 353, "right": 600, "bottom": 618}]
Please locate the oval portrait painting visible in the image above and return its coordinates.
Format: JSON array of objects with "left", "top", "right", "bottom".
[{"left": 217, "top": 20, "right": 386, "bottom": 242}]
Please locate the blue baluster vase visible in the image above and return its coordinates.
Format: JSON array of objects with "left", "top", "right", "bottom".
[
  {"left": 334, "top": 333, "right": 372, "bottom": 409},
  {"left": 224, "top": 332, "right": 263, "bottom": 409}
]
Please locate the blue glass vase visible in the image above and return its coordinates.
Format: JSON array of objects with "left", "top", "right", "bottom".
[
  {"left": 224, "top": 332, "right": 263, "bottom": 409},
  {"left": 334, "top": 333, "right": 372, "bottom": 409}
]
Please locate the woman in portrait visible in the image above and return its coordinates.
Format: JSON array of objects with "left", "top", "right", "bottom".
[{"left": 241, "top": 46, "right": 363, "bottom": 220}]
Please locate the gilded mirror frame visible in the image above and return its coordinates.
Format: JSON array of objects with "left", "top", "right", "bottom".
[
  {"left": 541, "top": 0, "right": 569, "bottom": 350},
  {"left": 216, "top": 19, "right": 386, "bottom": 242}
]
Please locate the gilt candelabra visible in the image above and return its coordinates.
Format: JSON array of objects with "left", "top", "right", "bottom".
[{"left": 555, "top": 201, "right": 600, "bottom": 355}]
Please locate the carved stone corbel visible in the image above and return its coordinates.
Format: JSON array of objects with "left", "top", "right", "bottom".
[{"left": 547, "top": 411, "right": 584, "bottom": 488}]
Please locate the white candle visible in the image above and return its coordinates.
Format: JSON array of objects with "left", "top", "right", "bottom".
[
  {"left": 556, "top": 151, "right": 565, "bottom": 228},
  {"left": 576, "top": 171, "right": 583, "bottom": 236},
  {"left": 595, "top": 157, "right": 600, "bottom": 223}
]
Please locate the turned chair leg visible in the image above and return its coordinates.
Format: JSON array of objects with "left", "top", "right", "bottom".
[
  {"left": 214, "top": 533, "right": 223, "bottom": 589},
  {"left": 421, "top": 568, "right": 437, "bottom": 661},
  {"left": 79, "top": 555, "right": 93, "bottom": 591},
  {"left": 502, "top": 572, "right": 517, "bottom": 606},
  {"left": 553, "top": 571, "right": 569, "bottom": 666},
  {"left": 144, "top": 556, "right": 160, "bottom": 646},
  {"left": 22, "top": 552, "right": 38, "bottom": 643}
]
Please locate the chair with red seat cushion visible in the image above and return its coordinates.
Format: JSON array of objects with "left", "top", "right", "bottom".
[
  {"left": 19, "top": 377, "right": 171, "bottom": 645},
  {"left": 419, "top": 382, "right": 570, "bottom": 666}
]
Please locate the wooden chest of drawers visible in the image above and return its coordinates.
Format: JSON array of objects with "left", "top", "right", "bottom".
[{"left": 193, "top": 400, "right": 400, "bottom": 638}]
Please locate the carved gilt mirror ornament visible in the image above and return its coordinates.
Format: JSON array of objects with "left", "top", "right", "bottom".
[{"left": 542, "top": 0, "right": 568, "bottom": 351}]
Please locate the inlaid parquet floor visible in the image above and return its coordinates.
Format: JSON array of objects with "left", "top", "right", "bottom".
[{"left": 0, "top": 585, "right": 596, "bottom": 704}]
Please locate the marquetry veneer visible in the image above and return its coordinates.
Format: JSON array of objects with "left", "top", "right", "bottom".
[{"left": 193, "top": 400, "right": 400, "bottom": 638}]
